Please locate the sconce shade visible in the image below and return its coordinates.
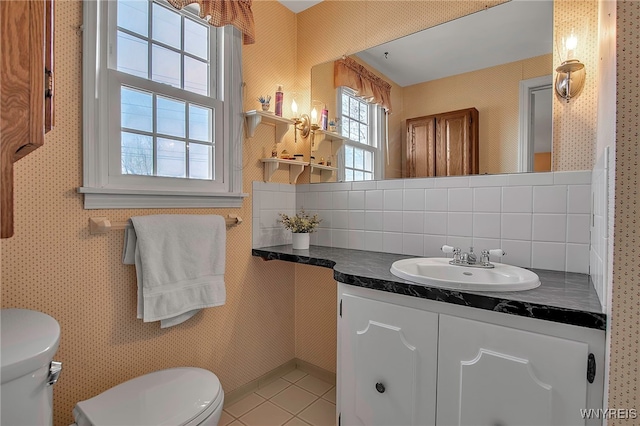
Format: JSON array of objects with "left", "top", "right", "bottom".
[{"left": 555, "top": 59, "right": 585, "bottom": 102}]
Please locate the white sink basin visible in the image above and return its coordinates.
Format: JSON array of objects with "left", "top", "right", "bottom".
[{"left": 390, "top": 257, "right": 540, "bottom": 292}]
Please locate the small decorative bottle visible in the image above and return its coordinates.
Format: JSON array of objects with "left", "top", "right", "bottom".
[
  {"left": 275, "top": 85, "right": 283, "bottom": 117},
  {"left": 271, "top": 143, "right": 278, "bottom": 158},
  {"left": 321, "top": 105, "right": 328, "bottom": 130}
]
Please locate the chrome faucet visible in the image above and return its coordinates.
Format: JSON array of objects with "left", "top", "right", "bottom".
[{"left": 441, "top": 245, "right": 505, "bottom": 269}]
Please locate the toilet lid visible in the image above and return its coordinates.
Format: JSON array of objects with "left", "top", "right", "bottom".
[{"left": 73, "top": 367, "right": 222, "bottom": 426}]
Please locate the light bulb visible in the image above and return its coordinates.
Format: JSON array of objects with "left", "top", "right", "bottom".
[
  {"left": 565, "top": 32, "right": 578, "bottom": 59},
  {"left": 311, "top": 107, "right": 318, "bottom": 124},
  {"left": 291, "top": 99, "right": 298, "bottom": 117}
]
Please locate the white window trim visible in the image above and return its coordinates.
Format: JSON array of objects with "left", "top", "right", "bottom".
[
  {"left": 336, "top": 87, "right": 384, "bottom": 182},
  {"left": 79, "top": 0, "right": 247, "bottom": 209}
]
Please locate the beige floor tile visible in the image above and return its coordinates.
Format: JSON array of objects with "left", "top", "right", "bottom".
[
  {"left": 219, "top": 410, "right": 236, "bottom": 426},
  {"left": 270, "top": 385, "right": 318, "bottom": 415},
  {"left": 295, "top": 375, "right": 333, "bottom": 396},
  {"left": 321, "top": 387, "right": 336, "bottom": 404},
  {"left": 256, "top": 378, "right": 291, "bottom": 399},
  {"left": 228, "top": 421, "right": 245, "bottom": 426},
  {"left": 225, "top": 393, "right": 266, "bottom": 418},
  {"left": 240, "top": 401, "right": 293, "bottom": 426},
  {"left": 281, "top": 369, "right": 308, "bottom": 383},
  {"left": 298, "top": 399, "right": 336, "bottom": 426},
  {"left": 283, "top": 417, "right": 312, "bottom": 426}
]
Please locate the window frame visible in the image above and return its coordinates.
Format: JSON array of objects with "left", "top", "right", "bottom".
[
  {"left": 337, "top": 87, "right": 384, "bottom": 182},
  {"left": 79, "top": 0, "right": 246, "bottom": 209}
]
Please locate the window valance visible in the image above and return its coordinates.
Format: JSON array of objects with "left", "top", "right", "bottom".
[
  {"left": 334, "top": 57, "right": 392, "bottom": 112},
  {"left": 168, "top": 0, "right": 255, "bottom": 45}
]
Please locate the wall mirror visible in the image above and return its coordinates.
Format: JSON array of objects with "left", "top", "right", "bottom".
[{"left": 308, "top": 0, "right": 560, "bottom": 182}]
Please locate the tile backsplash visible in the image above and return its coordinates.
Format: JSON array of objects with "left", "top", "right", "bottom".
[{"left": 253, "top": 171, "right": 592, "bottom": 274}]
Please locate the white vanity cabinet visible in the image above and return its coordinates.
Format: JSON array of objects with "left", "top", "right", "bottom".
[
  {"left": 337, "top": 283, "right": 605, "bottom": 426},
  {"left": 338, "top": 293, "right": 438, "bottom": 425}
]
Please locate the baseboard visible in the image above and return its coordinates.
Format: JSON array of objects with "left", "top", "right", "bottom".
[
  {"left": 294, "top": 358, "right": 336, "bottom": 386},
  {"left": 223, "top": 358, "right": 337, "bottom": 407}
]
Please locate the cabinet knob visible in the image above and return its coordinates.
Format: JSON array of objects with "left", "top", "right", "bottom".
[{"left": 375, "top": 382, "right": 385, "bottom": 393}]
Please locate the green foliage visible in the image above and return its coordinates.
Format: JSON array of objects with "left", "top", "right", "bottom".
[{"left": 278, "top": 208, "right": 321, "bottom": 233}]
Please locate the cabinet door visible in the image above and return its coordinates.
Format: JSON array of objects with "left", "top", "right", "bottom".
[
  {"left": 437, "top": 315, "right": 589, "bottom": 426},
  {"left": 435, "top": 108, "right": 478, "bottom": 176},
  {"left": 339, "top": 294, "right": 438, "bottom": 426},
  {"left": 406, "top": 116, "right": 436, "bottom": 177}
]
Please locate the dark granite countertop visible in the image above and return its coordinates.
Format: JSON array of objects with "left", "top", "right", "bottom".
[{"left": 252, "top": 245, "right": 606, "bottom": 330}]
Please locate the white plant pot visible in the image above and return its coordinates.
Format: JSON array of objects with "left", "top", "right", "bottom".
[{"left": 291, "top": 232, "right": 310, "bottom": 250}]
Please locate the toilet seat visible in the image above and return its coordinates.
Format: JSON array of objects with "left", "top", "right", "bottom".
[{"left": 73, "top": 367, "right": 223, "bottom": 426}]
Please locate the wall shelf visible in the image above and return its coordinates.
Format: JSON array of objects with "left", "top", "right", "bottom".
[
  {"left": 309, "top": 163, "right": 337, "bottom": 183},
  {"left": 313, "top": 129, "right": 346, "bottom": 148},
  {"left": 245, "top": 110, "right": 294, "bottom": 143},
  {"left": 261, "top": 158, "right": 308, "bottom": 184}
]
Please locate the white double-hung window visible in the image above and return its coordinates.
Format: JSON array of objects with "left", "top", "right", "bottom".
[
  {"left": 80, "top": 0, "right": 245, "bottom": 208},
  {"left": 338, "top": 87, "right": 384, "bottom": 182}
]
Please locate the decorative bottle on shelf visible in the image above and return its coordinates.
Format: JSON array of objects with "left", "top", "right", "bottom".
[
  {"left": 275, "top": 85, "right": 283, "bottom": 117},
  {"left": 321, "top": 105, "right": 328, "bottom": 130}
]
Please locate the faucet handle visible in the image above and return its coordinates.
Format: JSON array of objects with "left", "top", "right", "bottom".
[
  {"left": 488, "top": 249, "right": 505, "bottom": 257},
  {"left": 441, "top": 245, "right": 460, "bottom": 254}
]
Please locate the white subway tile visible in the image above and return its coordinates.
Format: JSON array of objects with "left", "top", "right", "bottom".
[
  {"left": 377, "top": 180, "right": 404, "bottom": 190},
  {"left": 472, "top": 238, "right": 500, "bottom": 254},
  {"left": 567, "top": 214, "right": 591, "bottom": 244},
  {"left": 364, "top": 231, "right": 383, "bottom": 252},
  {"left": 352, "top": 181, "right": 376, "bottom": 190},
  {"left": 348, "top": 191, "right": 365, "bottom": 210},
  {"left": 318, "top": 210, "right": 332, "bottom": 229},
  {"left": 533, "top": 185, "right": 567, "bottom": 213},
  {"left": 500, "top": 240, "right": 532, "bottom": 268},
  {"left": 425, "top": 189, "right": 449, "bottom": 211},
  {"left": 473, "top": 213, "right": 501, "bottom": 238},
  {"left": 447, "top": 212, "right": 472, "bottom": 237},
  {"left": 365, "top": 211, "right": 383, "bottom": 231},
  {"left": 424, "top": 212, "right": 448, "bottom": 235},
  {"left": 303, "top": 192, "right": 318, "bottom": 210},
  {"left": 553, "top": 170, "right": 591, "bottom": 185},
  {"left": 531, "top": 242, "right": 566, "bottom": 271},
  {"left": 404, "top": 177, "right": 436, "bottom": 189},
  {"left": 567, "top": 185, "right": 591, "bottom": 214},
  {"left": 317, "top": 192, "right": 333, "bottom": 209},
  {"left": 383, "top": 211, "right": 404, "bottom": 232},
  {"left": 447, "top": 235, "right": 473, "bottom": 250},
  {"left": 473, "top": 187, "right": 502, "bottom": 212},
  {"left": 532, "top": 214, "right": 567, "bottom": 242},
  {"left": 332, "top": 230, "right": 349, "bottom": 248},
  {"left": 566, "top": 243, "right": 589, "bottom": 273},
  {"left": 332, "top": 191, "right": 348, "bottom": 209},
  {"left": 332, "top": 210, "right": 349, "bottom": 229},
  {"left": 259, "top": 210, "right": 279, "bottom": 229},
  {"left": 349, "top": 210, "right": 365, "bottom": 230},
  {"left": 316, "top": 228, "right": 332, "bottom": 246},
  {"left": 434, "top": 176, "right": 469, "bottom": 188},
  {"left": 403, "top": 211, "right": 424, "bottom": 234},
  {"left": 383, "top": 232, "right": 403, "bottom": 254},
  {"left": 295, "top": 183, "right": 309, "bottom": 193},
  {"left": 403, "top": 189, "right": 426, "bottom": 211},
  {"left": 403, "top": 234, "right": 424, "bottom": 256},
  {"left": 348, "top": 230, "right": 366, "bottom": 250},
  {"left": 501, "top": 213, "right": 533, "bottom": 240},
  {"left": 508, "top": 172, "right": 553, "bottom": 186},
  {"left": 502, "top": 186, "right": 533, "bottom": 213},
  {"left": 469, "top": 174, "right": 509, "bottom": 187},
  {"left": 424, "top": 235, "right": 448, "bottom": 257},
  {"left": 279, "top": 183, "right": 296, "bottom": 192},
  {"left": 365, "top": 190, "right": 384, "bottom": 210},
  {"left": 448, "top": 188, "right": 473, "bottom": 211},
  {"left": 384, "top": 189, "right": 404, "bottom": 210}
]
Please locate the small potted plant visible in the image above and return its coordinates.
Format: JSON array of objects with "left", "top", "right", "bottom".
[
  {"left": 278, "top": 208, "right": 321, "bottom": 249},
  {"left": 257, "top": 95, "right": 271, "bottom": 112}
]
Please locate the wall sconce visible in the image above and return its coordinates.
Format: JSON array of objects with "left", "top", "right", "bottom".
[
  {"left": 555, "top": 23, "right": 586, "bottom": 102},
  {"left": 291, "top": 94, "right": 310, "bottom": 144}
]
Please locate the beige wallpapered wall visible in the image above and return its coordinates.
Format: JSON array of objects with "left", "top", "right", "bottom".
[
  {"left": 402, "top": 54, "right": 551, "bottom": 174},
  {"left": 0, "top": 2, "right": 299, "bottom": 425},
  {"left": 609, "top": 1, "right": 640, "bottom": 422}
]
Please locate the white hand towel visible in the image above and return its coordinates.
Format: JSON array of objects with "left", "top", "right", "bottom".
[{"left": 129, "top": 214, "right": 226, "bottom": 328}]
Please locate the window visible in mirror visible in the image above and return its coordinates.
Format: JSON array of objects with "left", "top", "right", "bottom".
[{"left": 338, "top": 87, "right": 384, "bottom": 181}]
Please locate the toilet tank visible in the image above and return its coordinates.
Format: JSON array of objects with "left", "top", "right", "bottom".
[{"left": 1, "top": 309, "right": 62, "bottom": 426}]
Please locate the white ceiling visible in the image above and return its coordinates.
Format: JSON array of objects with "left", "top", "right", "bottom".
[
  {"left": 355, "top": 0, "right": 553, "bottom": 87},
  {"left": 278, "top": 0, "right": 323, "bottom": 14}
]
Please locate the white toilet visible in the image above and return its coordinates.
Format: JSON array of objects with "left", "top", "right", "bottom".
[
  {"left": 72, "top": 367, "right": 225, "bottom": 426},
  {"left": 0, "top": 308, "right": 224, "bottom": 426},
  {"left": 1, "top": 308, "right": 63, "bottom": 426}
]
